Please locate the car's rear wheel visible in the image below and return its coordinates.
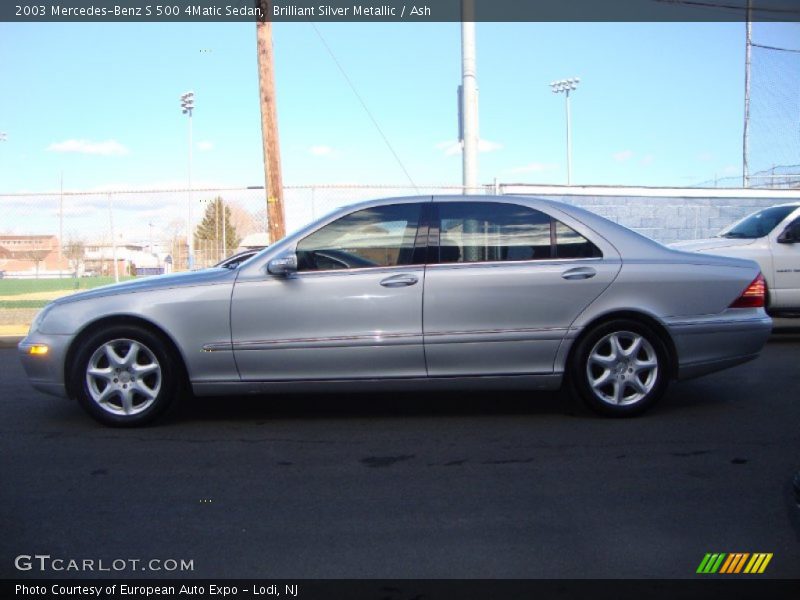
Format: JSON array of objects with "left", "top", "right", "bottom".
[
  {"left": 570, "top": 319, "right": 670, "bottom": 416},
  {"left": 71, "top": 325, "right": 179, "bottom": 426}
]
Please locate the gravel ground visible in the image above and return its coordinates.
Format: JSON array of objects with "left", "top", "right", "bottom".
[{"left": 0, "top": 308, "right": 37, "bottom": 327}]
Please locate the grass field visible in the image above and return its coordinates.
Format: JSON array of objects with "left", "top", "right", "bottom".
[
  {"left": 0, "top": 276, "right": 132, "bottom": 296},
  {"left": 0, "top": 276, "right": 134, "bottom": 310},
  {"left": 0, "top": 300, "right": 52, "bottom": 309}
]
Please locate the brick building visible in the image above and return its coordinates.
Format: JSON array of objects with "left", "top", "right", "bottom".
[{"left": 0, "top": 235, "right": 71, "bottom": 277}]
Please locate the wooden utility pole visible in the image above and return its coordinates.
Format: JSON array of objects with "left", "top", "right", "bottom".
[{"left": 256, "top": 9, "right": 286, "bottom": 242}]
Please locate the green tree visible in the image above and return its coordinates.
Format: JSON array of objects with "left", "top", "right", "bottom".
[{"left": 194, "top": 197, "right": 241, "bottom": 262}]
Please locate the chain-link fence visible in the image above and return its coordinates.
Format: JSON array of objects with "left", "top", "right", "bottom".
[
  {"left": 0, "top": 184, "right": 486, "bottom": 279},
  {"left": 749, "top": 32, "right": 800, "bottom": 180},
  {"left": 2, "top": 182, "right": 797, "bottom": 281},
  {"left": 0, "top": 184, "right": 478, "bottom": 332},
  {"left": 692, "top": 163, "right": 800, "bottom": 189},
  {"left": 691, "top": 25, "right": 800, "bottom": 189}
]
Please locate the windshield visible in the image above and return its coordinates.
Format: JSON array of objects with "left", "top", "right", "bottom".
[
  {"left": 213, "top": 250, "right": 262, "bottom": 269},
  {"left": 717, "top": 205, "right": 797, "bottom": 239}
]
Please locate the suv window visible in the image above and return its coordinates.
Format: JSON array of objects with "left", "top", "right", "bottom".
[
  {"left": 297, "top": 204, "right": 422, "bottom": 272},
  {"left": 436, "top": 202, "right": 600, "bottom": 263}
]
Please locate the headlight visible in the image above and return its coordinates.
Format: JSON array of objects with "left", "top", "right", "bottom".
[{"left": 29, "top": 303, "right": 54, "bottom": 334}]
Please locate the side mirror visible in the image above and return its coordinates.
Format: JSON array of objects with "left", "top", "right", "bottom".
[
  {"left": 267, "top": 253, "right": 298, "bottom": 276},
  {"left": 777, "top": 223, "right": 800, "bottom": 244}
]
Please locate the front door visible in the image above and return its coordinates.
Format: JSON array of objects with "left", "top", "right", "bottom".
[
  {"left": 771, "top": 214, "right": 800, "bottom": 309},
  {"left": 231, "top": 202, "right": 428, "bottom": 381}
]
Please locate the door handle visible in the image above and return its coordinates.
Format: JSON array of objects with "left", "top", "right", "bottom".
[
  {"left": 561, "top": 266, "right": 597, "bottom": 280},
  {"left": 380, "top": 274, "right": 419, "bottom": 287}
]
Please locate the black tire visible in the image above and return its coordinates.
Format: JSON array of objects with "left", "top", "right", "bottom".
[
  {"left": 70, "top": 325, "right": 181, "bottom": 427},
  {"left": 569, "top": 319, "right": 670, "bottom": 417}
]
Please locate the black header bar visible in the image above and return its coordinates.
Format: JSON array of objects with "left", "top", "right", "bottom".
[{"left": 3, "top": 0, "right": 800, "bottom": 23}]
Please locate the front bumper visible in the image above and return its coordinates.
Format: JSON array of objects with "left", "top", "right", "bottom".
[{"left": 18, "top": 332, "right": 73, "bottom": 398}]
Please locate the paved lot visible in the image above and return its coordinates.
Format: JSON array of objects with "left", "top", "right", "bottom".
[{"left": 1, "top": 336, "right": 799, "bottom": 580}]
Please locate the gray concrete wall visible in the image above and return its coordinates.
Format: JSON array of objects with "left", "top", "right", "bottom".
[{"left": 502, "top": 187, "right": 800, "bottom": 244}]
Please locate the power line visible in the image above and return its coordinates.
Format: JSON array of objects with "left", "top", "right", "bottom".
[
  {"left": 309, "top": 22, "right": 418, "bottom": 191},
  {"left": 752, "top": 42, "right": 800, "bottom": 53}
]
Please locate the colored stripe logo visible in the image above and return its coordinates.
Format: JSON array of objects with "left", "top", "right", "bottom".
[{"left": 697, "top": 553, "right": 773, "bottom": 574}]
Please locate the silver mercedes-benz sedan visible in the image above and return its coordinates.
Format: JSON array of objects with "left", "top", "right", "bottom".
[{"left": 19, "top": 196, "right": 772, "bottom": 426}]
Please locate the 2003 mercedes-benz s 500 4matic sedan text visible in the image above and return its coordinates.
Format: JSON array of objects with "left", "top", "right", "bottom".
[{"left": 19, "top": 196, "right": 772, "bottom": 426}]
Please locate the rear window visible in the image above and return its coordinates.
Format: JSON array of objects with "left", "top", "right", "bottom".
[{"left": 436, "top": 202, "right": 601, "bottom": 263}]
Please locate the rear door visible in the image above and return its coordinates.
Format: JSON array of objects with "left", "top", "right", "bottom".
[{"left": 423, "top": 200, "right": 621, "bottom": 376}]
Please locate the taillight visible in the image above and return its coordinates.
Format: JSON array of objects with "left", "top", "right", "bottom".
[{"left": 729, "top": 273, "right": 766, "bottom": 308}]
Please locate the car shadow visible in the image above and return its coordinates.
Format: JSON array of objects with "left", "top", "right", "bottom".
[
  {"left": 169, "top": 387, "right": 580, "bottom": 424},
  {"left": 654, "top": 380, "right": 735, "bottom": 414}
]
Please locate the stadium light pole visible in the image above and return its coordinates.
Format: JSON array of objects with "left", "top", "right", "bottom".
[
  {"left": 743, "top": 0, "right": 752, "bottom": 188},
  {"left": 461, "top": 0, "right": 479, "bottom": 195},
  {"left": 180, "top": 91, "right": 195, "bottom": 269},
  {"left": 550, "top": 78, "right": 580, "bottom": 185}
]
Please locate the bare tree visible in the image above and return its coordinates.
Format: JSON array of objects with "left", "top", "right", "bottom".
[
  {"left": 64, "top": 238, "right": 85, "bottom": 277},
  {"left": 166, "top": 218, "right": 188, "bottom": 271},
  {"left": 19, "top": 249, "right": 50, "bottom": 279}
]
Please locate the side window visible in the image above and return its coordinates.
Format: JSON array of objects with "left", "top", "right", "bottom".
[
  {"left": 554, "top": 220, "right": 602, "bottom": 259},
  {"left": 437, "top": 202, "right": 552, "bottom": 263},
  {"left": 779, "top": 216, "right": 800, "bottom": 243},
  {"left": 435, "top": 202, "right": 601, "bottom": 263},
  {"left": 297, "top": 204, "right": 422, "bottom": 272}
]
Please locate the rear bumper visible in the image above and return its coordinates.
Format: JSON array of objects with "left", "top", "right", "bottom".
[
  {"left": 666, "top": 309, "right": 772, "bottom": 380},
  {"left": 677, "top": 352, "right": 761, "bottom": 380}
]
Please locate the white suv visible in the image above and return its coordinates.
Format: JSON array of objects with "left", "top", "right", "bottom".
[{"left": 672, "top": 202, "right": 800, "bottom": 317}]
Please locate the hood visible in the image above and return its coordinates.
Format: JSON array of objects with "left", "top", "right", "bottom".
[
  {"left": 53, "top": 268, "right": 235, "bottom": 305},
  {"left": 668, "top": 237, "right": 757, "bottom": 252}
]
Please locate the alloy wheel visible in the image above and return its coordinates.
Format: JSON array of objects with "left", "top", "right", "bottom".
[
  {"left": 585, "top": 331, "right": 659, "bottom": 406},
  {"left": 85, "top": 338, "right": 162, "bottom": 416}
]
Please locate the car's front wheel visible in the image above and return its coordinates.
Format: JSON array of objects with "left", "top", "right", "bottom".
[
  {"left": 71, "top": 325, "right": 180, "bottom": 426},
  {"left": 570, "top": 319, "right": 670, "bottom": 416}
]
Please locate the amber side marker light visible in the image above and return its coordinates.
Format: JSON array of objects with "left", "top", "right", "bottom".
[
  {"left": 27, "top": 345, "right": 49, "bottom": 355},
  {"left": 729, "top": 273, "right": 766, "bottom": 309}
]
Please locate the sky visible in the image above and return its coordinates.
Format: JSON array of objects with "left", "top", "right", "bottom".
[{"left": 0, "top": 19, "right": 798, "bottom": 238}]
